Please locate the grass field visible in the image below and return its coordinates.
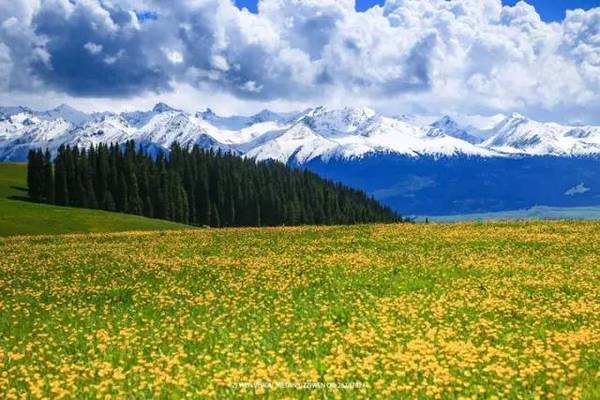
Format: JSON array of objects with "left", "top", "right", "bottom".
[
  {"left": 1, "top": 222, "right": 599, "bottom": 398},
  {"left": 0, "top": 163, "right": 190, "bottom": 236}
]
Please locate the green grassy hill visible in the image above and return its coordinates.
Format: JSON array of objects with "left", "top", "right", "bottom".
[{"left": 0, "top": 163, "right": 191, "bottom": 236}]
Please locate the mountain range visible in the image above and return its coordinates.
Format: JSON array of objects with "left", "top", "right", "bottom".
[
  {"left": 2, "top": 103, "right": 600, "bottom": 162},
  {"left": 2, "top": 103, "right": 600, "bottom": 217}
]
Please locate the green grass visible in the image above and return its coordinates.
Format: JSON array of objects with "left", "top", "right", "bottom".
[
  {"left": 0, "top": 163, "right": 191, "bottom": 236},
  {"left": 0, "top": 222, "right": 598, "bottom": 398}
]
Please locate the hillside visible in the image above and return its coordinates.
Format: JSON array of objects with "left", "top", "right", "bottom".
[
  {"left": 1, "top": 222, "right": 598, "bottom": 398},
  {"left": 0, "top": 163, "right": 191, "bottom": 236}
]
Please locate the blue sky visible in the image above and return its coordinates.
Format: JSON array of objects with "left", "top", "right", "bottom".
[
  {"left": 502, "top": 0, "right": 600, "bottom": 20},
  {"left": 236, "top": 0, "right": 600, "bottom": 21}
]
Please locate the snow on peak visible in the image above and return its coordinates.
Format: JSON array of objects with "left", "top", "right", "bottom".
[
  {"left": 42, "top": 104, "right": 91, "bottom": 125},
  {"left": 481, "top": 113, "right": 600, "bottom": 156},
  {"left": 251, "top": 109, "right": 279, "bottom": 122},
  {"left": 302, "top": 106, "right": 378, "bottom": 136},
  {"left": 391, "top": 114, "right": 417, "bottom": 124},
  {"left": 152, "top": 102, "right": 178, "bottom": 113},
  {"left": 247, "top": 109, "right": 301, "bottom": 125},
  {"left": 433, "top": 115, "right": 458, "bottom": 129},
  {"left": 430, "top": 116, "right": 482, "bottom": 144},
  {"left": 0, "top": 106, "right": 33, "bottom": 117},
  {"left": 2, "top": 104, "right": 600, "bottom": 162}
]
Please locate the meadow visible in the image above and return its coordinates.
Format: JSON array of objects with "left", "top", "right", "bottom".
[
  {"left": 1, "top": 222, "right": 599, "bottom": 399},
  {"left": 0, "top": 163, "right": 189, "bottom": 236}
]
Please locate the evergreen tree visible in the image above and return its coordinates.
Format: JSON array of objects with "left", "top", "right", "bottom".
[
  {"left": 27, "top": 149, "right": 44, "bottom": 202},
  {"left": 102, "top": 191, "right": 116, "bottom": 211},
  {"left": 127, "top": 172, "right": 143, "bottom": 215},
  {"left": 86, "top": 175, "right": 98, "bottom": 209},
  {"left": 115, "top": 172, "right": 127, "bottom": 212},
  {"left": 43, "top": 150, "right": 55, "bottom": 203},
  {"left": 31, "top": 142, "right": 403, "bottom": 226},
  {"left": 54, "top": 148, "right": 69, "bottom": 206},
  {"left": 143, "top": 196, "right": 154, "bottom": 218}
]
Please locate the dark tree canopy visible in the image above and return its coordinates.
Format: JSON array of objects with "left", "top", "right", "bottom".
[{"left": 27, "top": 142, "right": 403, "bottom": 227}]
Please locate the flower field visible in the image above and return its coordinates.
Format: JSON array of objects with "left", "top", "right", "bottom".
[{"left": 1, "top": 222, "right": 599, "bottom": 399}]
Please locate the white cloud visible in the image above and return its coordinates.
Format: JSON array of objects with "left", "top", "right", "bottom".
[
  {"left": 84, "top": 42, "right": 103, "bottom": 55},
  {"left": 0, "top": 0, "right": 599, "bottom": 124},
  {"left": 565, "top": 183, "right": 591, "bottom": 196},
  {"left": 103, "top": 49, "right": 125, "bottom": 65},
  {"left": 211, "top": 54, "right": 229, "bottom": 71},
  {"left": 164, "top": 49, "right": 184, "bottom": 64}
]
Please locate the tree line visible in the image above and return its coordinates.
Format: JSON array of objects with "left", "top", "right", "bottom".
[{"left": 27, "top": 142, "right": 403, "bottom": 226}]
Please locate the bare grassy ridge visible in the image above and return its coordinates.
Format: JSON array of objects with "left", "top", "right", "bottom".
[{"left": 1, "top": 222, "right": 599, "bottom": 398}]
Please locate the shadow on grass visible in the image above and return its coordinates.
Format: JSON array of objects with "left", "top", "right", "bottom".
[
  {"left": 7, "top": 195, "right": 35, "bottom": 202},
  {"left": 6, "top": 186, "right": 35, "bottom": 202}
]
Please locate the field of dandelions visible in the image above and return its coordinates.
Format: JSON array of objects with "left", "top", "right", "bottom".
[{"left": 1, "top": 222, "right": 599, "bottom": 399}]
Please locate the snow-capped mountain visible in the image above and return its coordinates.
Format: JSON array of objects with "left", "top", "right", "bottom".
[
  {"left": 482, "top": 113, "right": 600, "bottom": 156},
  {"left": 0, "top": 106, "right": 34, "bottom": 117},
  {"left": 5, "top": 103, "right": 600, "bottom": 217},
  {"left": 38, "top": 104, "right": 93, "bottom": 126},
  {"left": 430, "top": 116, "right": 482, "bottom": 144},
  {"left": 245, "top": 107, "right": 496, "bottom": 163},
  {"left": 0, "top": 111, "right": 73, "bottom": 161},
  {"left": 1, "top": 103, "right": 600, "bottom": 162}
]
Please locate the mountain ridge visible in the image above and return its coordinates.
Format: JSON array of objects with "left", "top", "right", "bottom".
[{"left": 2, "top": 103, "right": 600, "bottom": 162}]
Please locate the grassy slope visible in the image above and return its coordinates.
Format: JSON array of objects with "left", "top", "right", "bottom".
[
  {"left": 0, "top": 163, "right": 191, "bottom": 236},
  {"left": 0, "top": 222, "right": 598, "bottom": 398}
]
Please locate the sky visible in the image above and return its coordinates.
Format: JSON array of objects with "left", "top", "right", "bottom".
[{"left": 1, "top": 0, "right": 599, "bottom": 124}]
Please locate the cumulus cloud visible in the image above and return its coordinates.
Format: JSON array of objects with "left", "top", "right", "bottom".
[
  {"left": 0, "top": 0, "right": 599, "bottom": 123},
  {"left": 27, "top": 0, "right": 174, "bottom": 96},
  {"left": 83, "top": 42, "right": 103, "bottom": 55}
]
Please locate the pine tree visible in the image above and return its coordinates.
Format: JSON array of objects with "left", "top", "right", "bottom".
[
  {"left": 127, "top": 172, "right": 143, "bottom": 215},
  {"left": 27, "top": 149, "right": 44, "bottom": 202},
  {"left": 211, "top": 202, "right": 221, "bottom": 227},
  {"left": 43, "top": 150, "right": 54, "bottom": 203},
  {"left": 143, "top": 196, "right": 154, "bottom": 218},
  {"left": 96, "top": 145, "right": 109, "bottom": 205},
  {"left": 117, "top": 172, "right": 128, "bottom": 212},
  {"left": 102, "top": 191, "right": 116, "bottom": 211},
  {"left": 54, "top": 148, "right": 69, "bottom": 206},
  {"left": 32, "top": 141, "right": 402, "bottom": 226},
  {"left": 86, "top": 175, "right": 98, "bottom": 209}
]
